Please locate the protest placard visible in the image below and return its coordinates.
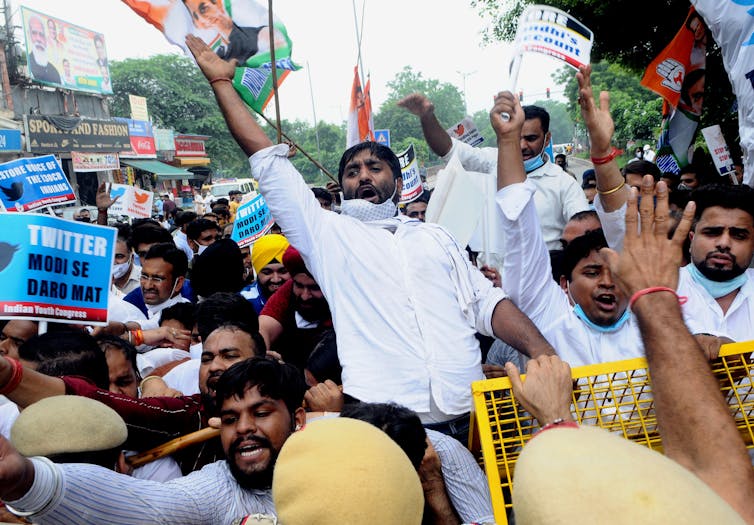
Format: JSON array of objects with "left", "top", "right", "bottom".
[
  {"left": 447, "top": 117, "right": 484, "bottom": 147},
  {"left": 0, "top": 155, "right": 74, "bottom": 212},
  {"left": 398, "top": 144, "right": 423, "bottom": 203},
  {"left": 231, "top": 193, "right": 273, "bottom": 247},
  {"left": 0, "top": 214, "right": 116, "bottom": 325},
  {"left": 108, "top": 183, "right": 154, "bottom": 219}
]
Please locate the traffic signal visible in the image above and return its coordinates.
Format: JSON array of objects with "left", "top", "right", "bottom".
[
  {"left": 519, "top": 91, "right": 523, "bottom": 102},
  {"left": 546, "top": 88, "right": 550, "bottom": 99}
]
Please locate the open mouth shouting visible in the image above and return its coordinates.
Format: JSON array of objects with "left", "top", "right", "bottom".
[
  {"left": 594, "top": 292, "right": 617, "bottom": 312},
  {"left": 356, "top": 185, "right": 379, "bottom": 203}
]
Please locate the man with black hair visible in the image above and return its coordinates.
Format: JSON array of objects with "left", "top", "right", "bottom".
[
  {"left": 623, "top": 160, "right": 663, "bottom": 191},
  {"left": 187, "top": 35, "right": 556, "bottom": 443},
  {"left": 112, "top": 224, "right": 140, "bottom": 295},
  {"left": 492, "top": 91, "right": 644, "bottom": 367},
  {"left": 341, "top": 401, "right": 495, "bottom": 524},
  {"left": 311, "top": 187, "right": 333, "bottom": 210},
  {"left": 404, "top": 191, "right": 430, "bottom": 222},
  {"left": 186, "top": 218, "right": 222, "bottom": 257},
  {"left": 0, "top": 358, "right": 305, "bottom": 523},
  {"left": 399, "top": 93, "right": 588, "bottom": 250},
  {"left": 173, "top": 210, "right": 199, "bottom": 262}
]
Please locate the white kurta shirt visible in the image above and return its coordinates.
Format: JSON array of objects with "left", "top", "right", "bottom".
[
  {"left": 444, "top": 138, "right": 589, "bottom": 251},
  {"left": 250, "top": 144, "right": 507, "bottom": 416},
  {"left": 497, "top": 182, "right": 644, "bottom": 367}
]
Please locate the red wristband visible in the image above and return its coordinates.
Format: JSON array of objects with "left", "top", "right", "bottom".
[
  {"left": 533, "top": 418, "right": 579, "bottom": 438},
  {"left": 629, "top": 286, "right": 688, "bottom": 309},
  {"left": 591, "top": 147, "right": 623, "bottom": 165},
  {"left": 209, "top": 77, "right": 232, "bottom": 86},
  {"left": 0, "top": 357, "right": 23, "bottom": 395}
]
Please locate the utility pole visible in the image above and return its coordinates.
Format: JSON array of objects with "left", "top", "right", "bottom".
[{"left": 456, "top": 70, "right": 475, "bottom": 115}]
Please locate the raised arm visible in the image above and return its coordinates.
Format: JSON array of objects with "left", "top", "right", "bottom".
[
  {"left": 185, "top": 35, "right": 273, "bottom": 157},
  {"left": 397, "top": 93, "right": 452, "bottom": 157},
  {"left": 600, "top": 176, "right": 754, "bottom": 523},
  {"left": 576, "top": 65, "right": 629, "bottom": 212},
  {"left": 491, "top": 91, "right": 525, "bottom": 189}
]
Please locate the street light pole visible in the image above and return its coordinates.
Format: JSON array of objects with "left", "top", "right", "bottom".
[{"left": 456, "top": 70, "right": 476, "bottom": 115}]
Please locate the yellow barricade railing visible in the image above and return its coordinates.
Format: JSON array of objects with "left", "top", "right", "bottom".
[{"left": 469, "top": 342, "right": 754, "bottom": 525}]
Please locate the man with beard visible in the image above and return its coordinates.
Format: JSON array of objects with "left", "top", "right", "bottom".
[
  {"left": 0, "top": 319, "right": 264, "bottom": 476},
  {"left": 676, "top": 184, "right": 754, "bottom": 342},
  {"left": 26, "top": 16, "right": 60, "bottom": 84},
  {"left": 241, "top": 234, "right": 291, "bottom": 314},
  {"left": 259, "top": 246, "right": 332, "bottom": 370},
  {"left": 0, "top": 358, "right": 305, "bottom": 524},
  {"left": 575, "top": 65, "right": 754, "bottom": 347},
  {"left": 187, "top": 35, "right": 556, "bottom": 444}
]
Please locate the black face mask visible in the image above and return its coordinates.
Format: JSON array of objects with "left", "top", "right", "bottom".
[{"left": 75, "top": 217, "right": 91, "bottom": 223}]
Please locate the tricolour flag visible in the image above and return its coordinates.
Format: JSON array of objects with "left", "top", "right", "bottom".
[
  {"left": 122, "top": 0, "right": 299, "bottom": 114},
  {"left": 346, "top": 66, "right": 375, "bottom": 148}
]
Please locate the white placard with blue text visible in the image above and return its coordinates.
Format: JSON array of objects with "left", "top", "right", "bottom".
[
  {"left": 231, "top": 193, "right": 274, "bottom": 248},
  {"left": 0, "top": 214, "right": 116, "bottom": 325},
  {"left": 0, "top": 155, "right": 75, "bottom": 212}
]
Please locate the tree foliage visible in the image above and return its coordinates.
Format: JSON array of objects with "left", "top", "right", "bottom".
[
  {"left": 110, "top": 54, "right": 251, "bottom": 177},
  {"left": 374, "top": 66, "right": 466, "bottom": 163},
  {"left": 469, "top": 0, "right": 739, "bottom": 147}
]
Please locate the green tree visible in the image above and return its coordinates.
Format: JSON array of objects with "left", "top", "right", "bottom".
[
  {"left": 374, "top": 66, "right": 465, "bottom": 164},
  {"left": 469, "top": 0, "right": 737, "bottom": 149},
  {"left": 554, "top": 61, "right": 662, "bottom": 147}
]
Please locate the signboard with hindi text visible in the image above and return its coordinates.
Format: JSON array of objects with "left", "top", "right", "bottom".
[
  {"left": 0, "top": 214, "right": 116, "bottom": 325},
  {"left": 21, "top": 7, "right": 112, "bottom": 94},
  {"left": 231, "top": 193, "right": 273, "bottom": 248},
  {"left": 0, "top": 155, "right": 74, "bottom": 212},
  {"left": 108, "top": 183, "right": 154, "bottom": 219},
  {"left": 398, "top": 144, "right": 423, "bottom": 203}
]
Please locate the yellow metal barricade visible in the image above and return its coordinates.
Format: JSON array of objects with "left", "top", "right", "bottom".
[{"left": 469, "top": 342, "right": 754, "bottom": 525}]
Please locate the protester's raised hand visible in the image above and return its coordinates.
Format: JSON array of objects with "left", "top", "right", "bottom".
[
  {"left": 598, "top": 175, "right": 695, "bottom": 298},
  {"left": 185, "top": 34, "right": 237, "bottom": 82},
  {"left": 576, "top": 65, "right": 614, "bottom": 155},
  {"left": 490, "top": 91, "right": 523, "bottom": 140},
  {"left": 504, "top": 355, "right": 573, "bottom": 426},
  {"left": 304, "top": 380, "right": 343, "bottom": 412},
  {"left": 397, "top": 93, "right": 434, "bottom": 117},
  {"left": 96, "top": 182, "right": 119, "bottom": 212},
  {"left": 0, "top": 435, "right": 34, "bottom": 501}
]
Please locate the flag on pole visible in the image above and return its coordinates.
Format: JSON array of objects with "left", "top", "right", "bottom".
[
  {"left": 121, "top": 0, "right": 300, "bottom": 114},
  {"left": 347, "top": 66, "right": 375, "bottom": 148},
  {"left": 642, "top": 7, "right": 707, "bottom": 173},
  {"left": 691, "top": 0, "right": 754, "bottom": 186}
]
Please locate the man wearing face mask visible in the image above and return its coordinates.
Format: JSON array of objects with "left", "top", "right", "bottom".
[
  {"left": 187, "top": 218, "right": 222, "bottom": 258},
  {"left": 188, "top": 36, "right": 556, "bottom": 443},
  {"left": 492, "top": 92, "right": 644, "bottom": 367},
  {"left": 111, "top": 224, "right": 141, "bottom": 296},
  {"left": 399, "top": 94, "right": 588, "bottom": 251}
]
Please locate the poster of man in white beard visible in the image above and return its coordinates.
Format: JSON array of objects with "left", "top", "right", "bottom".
[{"left": 27, "top": 15, "right": 61, "bottom": 84}]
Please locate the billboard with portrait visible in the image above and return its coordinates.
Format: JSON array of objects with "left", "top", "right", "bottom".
[{"left": 21, "top": 7, "right": 113, "bottom": 95}]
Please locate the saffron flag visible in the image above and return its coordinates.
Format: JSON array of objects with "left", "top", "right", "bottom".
[
  {"left": 642, "top": 7, "right": 708, "bottom": 173},
  {"left": 121, "top": 0, "right": 300, "bottom": 114},
  {"left": 346, "top": 66, "right": 375, "bottom": 148},
  {"left": 692, "top": 0, "right": 754, "bottom": 186}
]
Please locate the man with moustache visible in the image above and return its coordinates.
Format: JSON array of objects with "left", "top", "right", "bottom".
[
  {"left": 27, "top": 16, "right": 60, "bottom": 84},
  {"left": 259, "top": 246, "right": 332, "bottom": 370},
  {"left": 0, "top": 358, "right": 305, "bottom": 524},
  {"left": 0, "top": 320, "right": 264, "bottom": 475}
]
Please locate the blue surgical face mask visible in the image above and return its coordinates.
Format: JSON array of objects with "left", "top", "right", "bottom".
[
  {"left": 523, "top": 143, "right": 547, "bottom": 173},
  {"left": 687, "top": 262, "right": 747, "bottom": 299},
  {"left": 568, "top": 282, "right": 630, "bottom": 333}
]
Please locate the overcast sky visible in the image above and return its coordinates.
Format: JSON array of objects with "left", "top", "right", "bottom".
[{"left": 16, "top": 0, "right": 567, "bottom": 125}]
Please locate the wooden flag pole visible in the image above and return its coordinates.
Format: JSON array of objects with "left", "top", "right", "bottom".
[{"left": 267, "top": 0, "right": 282, "bottom": 144}]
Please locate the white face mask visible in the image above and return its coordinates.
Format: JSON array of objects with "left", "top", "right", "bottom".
[
  {"left": 197, "top": 244, "right": 209, "bottom": 256},
  {"left": 112, "top": 258, "right": 131, "bottom": 279},
  {"left": 340, "top": 189, "right": 398, "bottom": 222}
]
